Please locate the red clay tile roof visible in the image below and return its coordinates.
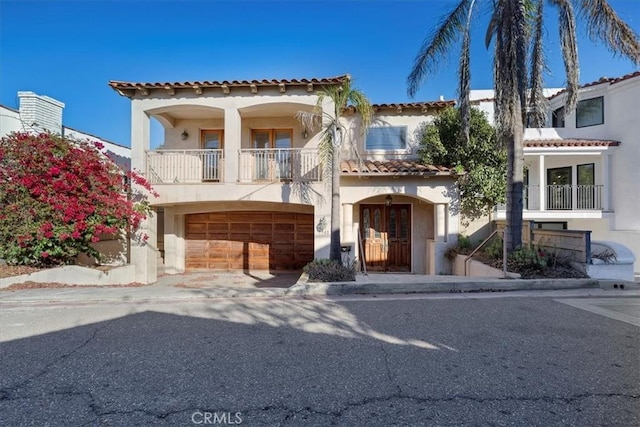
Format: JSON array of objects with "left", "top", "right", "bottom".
[
  {"left": 373, "top": 101, "right": 455, "bottom": 110},
  {"left": 109, "top": 75, "right": 349, "bottom": 96},
  {"left": 548, "top": 71, "right": 640, "bottom": 100},
  {"left": 524, "top": 139, "right": 620, "bottom": 148},
  {"left": 340, "top": 159, "right": 454, "bottom": 176}
]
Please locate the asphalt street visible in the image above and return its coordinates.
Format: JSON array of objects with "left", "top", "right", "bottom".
[{"left": 0, "top": 292, "right": 638, "bottom": 426}]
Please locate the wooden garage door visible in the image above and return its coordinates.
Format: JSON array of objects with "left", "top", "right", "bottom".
[{"left": 185, "top": 211, "right": 314, "bottom": 271}]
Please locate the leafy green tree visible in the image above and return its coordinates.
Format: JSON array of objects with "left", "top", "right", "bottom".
[
  {"left": 298, "top": 77, "right": 373, "bottom": 262},
  {"left": 407, "top": 0, "right": 639, "bottom": 252},
  {"left": 418, "top": 106, "right": 506, "bottom": 221}
]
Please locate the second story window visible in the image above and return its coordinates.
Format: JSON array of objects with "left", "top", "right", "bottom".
[
  {"left": 552, "top": 107, "right": 565, "bottom": 128},
  {"left": 365, "top": 126, "right": 407, "bottom": 151},
  {"left": 576, "top": 96, "right": 604, "bottom": 128}
]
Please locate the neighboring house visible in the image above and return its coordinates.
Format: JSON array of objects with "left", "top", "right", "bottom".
[
  {"left": 109, "top": 75, "right": 460, "bottom": 284},
  {"left": 0, "top": 91, "right": 132, "bottom": 265},
  {"left": 473, "top": 71, "right": 639, "bottom": 275},
  {"left": 0, "top": 91, "right": 131, "bottom": 169}
]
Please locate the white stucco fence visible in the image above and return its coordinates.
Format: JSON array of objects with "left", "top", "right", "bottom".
[{"left": 0, "top": 265, "right": 137, "bottom": 288}]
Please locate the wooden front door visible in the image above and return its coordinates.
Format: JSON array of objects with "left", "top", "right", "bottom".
[{"left": 360, "top": 204, "right": 411, "bottom": 272}]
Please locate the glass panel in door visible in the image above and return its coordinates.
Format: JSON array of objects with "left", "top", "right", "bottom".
[
  {"left": 547, "top": 167, "right": 572, "bottom": 210},
  {"left": 577, "top": 163, "right": 595, "bottom": 209},
  {"left": 202, "top": 130, "right": 222, "bottom": 181},
  {"left": 274, "top": 130, "right": 292, "bottom": 179},
  {"left": 253, "top": 130, "right": 270, "bottom": 180}
]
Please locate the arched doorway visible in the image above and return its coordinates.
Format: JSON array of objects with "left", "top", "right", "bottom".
[{"left": 360, "top": 203, "right": 411, "bottom": 272}]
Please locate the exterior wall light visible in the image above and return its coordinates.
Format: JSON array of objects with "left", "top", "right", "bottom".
[
  {"left": 181, "top": 130, "right": 189, "bottom": 140},
  {"left": 385, "top": 195, "right": 393, "bottom": 206}
]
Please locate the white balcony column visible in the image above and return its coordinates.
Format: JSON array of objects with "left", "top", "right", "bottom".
[
  {"left": 224, "top": 107, "right": 241, "bottom": 183},
  {"left": 130, "top": 104, "right": 157, "bottom": 283},
  {"left": 602, "top": 153, "right": 611, "bottom": 211},
  {"left": 538, "top": 154, "right": 546, "bottom": 211},
  {"left": 435, "top": 203, "right": 447, "bottom": 243},
  {"left": 131, "top": 102, "right": 151, "bottom": 174},
  {"left": 162, "top": 208, "right": 186, "bottom": 274}
]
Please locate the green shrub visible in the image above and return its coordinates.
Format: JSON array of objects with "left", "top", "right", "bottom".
[
  {"left": 458, "top": 235, "right": 472, "bottom": 251},
  {"left": 483, "top": 237, "right": 503, "bottom": 260},
  {"left": 303, "top": 259, "right": 356, "bottom": 282},
  {"left": 508, "top": 246, "right": 547, "bottom": 274}
]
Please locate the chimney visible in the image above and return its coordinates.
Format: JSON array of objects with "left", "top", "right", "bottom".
[{"left": 17, "top": 91, "right": 65, "bottom": 134}]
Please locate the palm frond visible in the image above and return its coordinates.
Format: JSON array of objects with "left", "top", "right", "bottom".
[
  {"left": 527, "top": 0, "right": 548, "bottom": 128},
  {"left": 579, "top": 0, "right": 640, "bottom": 64},
  {"left": 348, "top": 89, "right": 374, "bottom": 130},
  {"left": 295, "top": 111, "right": 322, "bottom": 135},
  {"left": 408, "top": 0, "right": 472, "bottom": 97},
  {"left": 551, "top": 0, "right": 579, "bottom": 113}
]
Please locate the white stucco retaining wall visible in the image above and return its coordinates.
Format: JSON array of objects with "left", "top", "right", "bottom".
[
  {"left": 0, "top": 265, "right": 137, "bottom": 288},
  {"left": 453, "top": 255, "right": 521, "bottom": 278}
]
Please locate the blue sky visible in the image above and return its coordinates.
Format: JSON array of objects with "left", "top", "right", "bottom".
[{"left": 1, "top": 0, "right": 638, "bottom": 147}]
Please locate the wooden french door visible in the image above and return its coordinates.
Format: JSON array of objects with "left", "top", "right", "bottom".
[{"left": 360, "top": 204, "right": 411, "bottom": 272}]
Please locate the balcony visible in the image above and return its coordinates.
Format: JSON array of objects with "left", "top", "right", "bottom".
[
  {"left": 238, "top": 148, "right": 321, "bottom": 183},
  {"left": 498, "top": 184, "right": 604, "bottom": 214},
  {"left": 146, "top": 149, "right": 224, "bottom": 184},
  {"left": 145, "top": 148, "right": 321, "bottom": 184}
]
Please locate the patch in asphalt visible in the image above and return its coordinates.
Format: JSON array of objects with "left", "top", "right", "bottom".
[{"left": 555, "top": 298, "right": 640, "bottom": 327}]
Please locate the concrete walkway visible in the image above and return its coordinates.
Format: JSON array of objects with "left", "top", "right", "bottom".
[{"left": 0, "top": 271, "right": 638, "bottom": 304}]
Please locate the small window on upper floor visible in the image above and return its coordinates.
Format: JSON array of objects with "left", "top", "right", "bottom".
[
  {"left": 576, "top": 96, "right": 604, "bottom": 128},
  {"left": 552, "top": 107, "right": 565, "bottom": 128},
  {"left": 365, "top": 126, "right": 407, "bottom": 151}
]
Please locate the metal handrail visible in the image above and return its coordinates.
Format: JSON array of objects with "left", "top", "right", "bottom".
[{"left": 463, "top": 230, "right": 502, "bottom": 277}]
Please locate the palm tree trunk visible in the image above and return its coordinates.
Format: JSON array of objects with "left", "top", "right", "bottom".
[
  {"left": 505, "top": 114, "right": 524, "bottom": 253},
  {"left": 330, "top": 135, "right": 342, "bottom": 262}
]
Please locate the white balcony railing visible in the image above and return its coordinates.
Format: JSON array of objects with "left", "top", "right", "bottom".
[
  {"left": 146, "top": 149, "right": 223, "bottom": 184},
  {"left": 145, "top": 148, "right": 321, "bottom": 184},
  {"left": 498, "top": 184, "right": 603, "bottom": 211},
  {"left": 238, "top": 148, "right": 321, "bottom": 182}
]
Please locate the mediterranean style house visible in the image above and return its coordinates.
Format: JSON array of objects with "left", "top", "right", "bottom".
[
  {"left": 109, "top": 75, "right": 460, "bottom": 283},
  {"left": 474, "top": 71, "right": 639, "bottom": 276}
]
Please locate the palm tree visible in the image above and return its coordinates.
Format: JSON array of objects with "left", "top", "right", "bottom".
[
  {"left": 408, "top": 0, "right": 639, "bottom": 253},
  {"left": 298, "top": 76, "right": 373, "bottom": 262}
]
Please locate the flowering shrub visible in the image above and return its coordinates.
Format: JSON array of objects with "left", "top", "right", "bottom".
[{"left": 0, "top": 132, "right": 158, "bottom": 266}]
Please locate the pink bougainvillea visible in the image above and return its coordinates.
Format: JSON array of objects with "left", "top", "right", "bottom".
[{"left": 0, "top": 132, "right": 157, "bottom": 266}]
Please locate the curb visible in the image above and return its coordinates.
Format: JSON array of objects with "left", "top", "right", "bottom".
[
  {"left": 1, "top": 278, "right": 637, "bottom": 304},
  {"left": 286, "top": 278, "right": 602, "bottom": 296}
]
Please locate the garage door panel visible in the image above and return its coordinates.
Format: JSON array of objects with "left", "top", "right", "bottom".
[
  {"left": 207, "top": 223, "right": 229, "bottom": 231},
  {"left": 186, "top": 222, "right": 207, "bottom": 231},
  {"left": 186, "top": 232, "right": 207, "bottom": 241},
  {"left": 250, "top": 212, "right": 273, "bottom": 222},
  {"left": 273, "top": 212, "right": 295, "bottom": 221},
  {"left": 230, "top": 212, "right": 253, "bottom": 222},
  {"left": 274, "top": 223, "right": 295, "bottom": 232},
  {"left": 206, "top": 213, "right": 229, "bottom": 221},
  {"left": 186, "top": 211, "right": 313, "bottom": 272},
  {"left": 230, "top": 222, "right": 250, "bottom": 231},
  {"left": 251, "top": 223, "right": 273, "bottom": 232}
]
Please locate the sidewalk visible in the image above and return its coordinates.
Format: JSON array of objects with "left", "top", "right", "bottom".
[{"left": 0, "top": 272, "right": 638, "bottom": 304}]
